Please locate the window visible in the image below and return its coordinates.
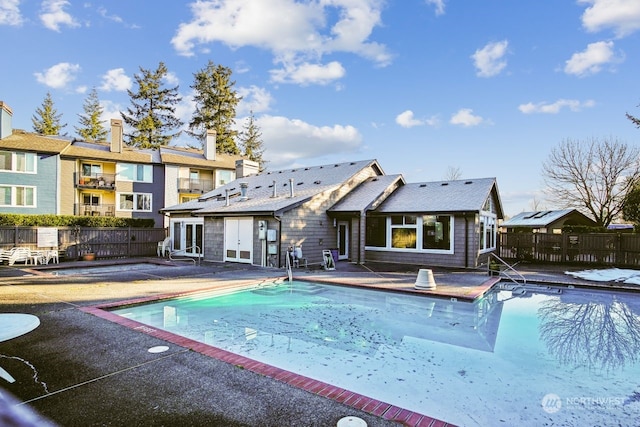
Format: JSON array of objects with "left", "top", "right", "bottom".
[
  {"left": 366, "top": 214, "right": 453, "bottom": 252},
  {"left": 118, "top": 192, "right": 152, "bottom": 211},
  {"left": 180, "top": 195, "right": 199, "bottom": 203},
  {"left": 423, "top": 215, "right": 451, "bottom": 250},
  {"left": 82, "top": 163, "right": 102, "bottom": 177},
  {"left": 117, "top": 163, "right": 152, "bottom": 182},
  {"left": 365, "top": 216, "right": 387, "bottom": 247},
  {"left": 479, "top": 215, "right": 496, "bottom": 252},
  {"left": 0, "top": 151, "right": 36, "bottom": 173},
  {"left": 216, "top": 170, "right": 235, "bottom": 187},
  {"left": 0, "top": 185, "right": 36, "bottom": 207},
  {"left": 391, "top": 215, "right": 417, "bottom": 249}
]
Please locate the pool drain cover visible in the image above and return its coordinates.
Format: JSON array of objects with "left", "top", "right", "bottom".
[
  {"left": 148, "top": 346, "right": 169, "bottom": 353},
  {"left": 337, "top": 416, "right": 367, "bottom": 427}
]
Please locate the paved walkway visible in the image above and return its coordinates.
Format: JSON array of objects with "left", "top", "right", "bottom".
[{"left": 0, "top": 258, "right": 625, "bottom": 426}]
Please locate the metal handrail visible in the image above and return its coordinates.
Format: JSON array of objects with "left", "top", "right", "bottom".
[
  {"left": 285, "top": 250, "right": 293, "bottom": 283},
  {"left": 169, "top": 245, "right": 201, "bottom": 265},
  {"left": 489, "top": 252, "right": 526, "bottom": 285}
]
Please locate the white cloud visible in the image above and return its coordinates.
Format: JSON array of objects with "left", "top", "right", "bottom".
[
  {"left": 518, "top": 99, "right": 596, "bottom": 114},
  {"left": 450, "top": 108, "right": 484, "bottom": 127},
  {"left": 237, "top": 85, "right": 273, "bottom": 115},
  {"left": 579, "top": 0, "right": 640, "bottom": 37},
  {"left": 34, "top": 62, "right": 81, "bottom": 89},
  {"left": 257, "top": 115, "right": 362, "bottom": 167},
  {"left": 270, "top": 61, "right": 346, "bottom": 85},
  {"left": 471, "top": 40, "right": 509, "bottom": 77},
  {"left": 396, "top": 110, "right": 423, "bottom": 128},
  {"left": 99, "top": 68, "right": 132, "bottom": 92},
  {"left": 425, "top": 0, "right": 446, "bottom": 16},
  {"left": 171, "top": 0, "right": 390, "bottom": 85},
  {"left": 39, "top": 0, "right": 80, "bottom": 32},
  {"left": 164, "top": 71, "right": 180, "bottom": 86},
  {"left": 0, "top": 0, "right": 23, "bottom": 26},
  {"left": 564, "top": 41, "right": 618, "bottom": 76}
]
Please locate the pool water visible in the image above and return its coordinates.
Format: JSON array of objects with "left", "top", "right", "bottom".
[{"left": 110, "top": 281, "right": 640, "bottom": 427}]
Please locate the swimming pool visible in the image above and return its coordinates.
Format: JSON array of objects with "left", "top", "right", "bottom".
[{"left": 109, "top": 280, "right": 640, "bottom": 426}]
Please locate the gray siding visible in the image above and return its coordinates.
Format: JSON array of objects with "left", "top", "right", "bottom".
[{"left": 0, "top": 153, "right": 58, "bottom": 214}]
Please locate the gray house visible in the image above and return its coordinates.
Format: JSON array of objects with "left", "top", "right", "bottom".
[{"left": 162, "top": 159, "right": 504, "bottom": 269}]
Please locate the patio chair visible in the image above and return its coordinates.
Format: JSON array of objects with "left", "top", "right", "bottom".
[
  {"left": 0, "top": 247, "right": 31, "bottom": 266},
  {"left": 157, "top": 237, "right": 172, "bottom": 257}
]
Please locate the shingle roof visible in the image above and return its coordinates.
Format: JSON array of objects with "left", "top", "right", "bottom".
[
  {"left": 500, "top": 209, "right": 584, "bottom": 227},
  {"left": 61, "top": 141, "right": 154, "bottom": 163},
  {"left": 373, "top": 177, "right": 499, "bottom": 214},
  {"left": 329, "top": 174, "right": 405, "bottom": 213},
  {"left": 160, "top": 146, "right": 241, "bottom": 169},
  {"left": 162, "top": 159, "right": 383, "bottom": 215},
  {"left": 0, "top": 129, "right": 71, "bottom": 154}
]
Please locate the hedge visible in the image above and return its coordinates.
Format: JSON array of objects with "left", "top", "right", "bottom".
[{"left": 0, "top": 214, "right": 155, "bottom": 228}]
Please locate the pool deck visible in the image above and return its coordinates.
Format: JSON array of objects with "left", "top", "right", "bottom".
[{"left": 0, "top": 258, "right": 630, "bottom": 426}]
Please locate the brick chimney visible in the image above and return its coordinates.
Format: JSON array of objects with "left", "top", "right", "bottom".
[
  {"left": 110, "top": 119, "right": 123, "bottom": 153},
  {"left": 0, "top": 102, "right": 13, "bottom": 140},
  {"left": 205, "top": 129, "right": 216, "bottom": 161}
]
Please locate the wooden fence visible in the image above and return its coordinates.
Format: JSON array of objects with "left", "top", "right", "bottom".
[
  {"left": 498, "top": 232, "right": 640, "bottom": 267},
  {"left": 0, "top": 226, "right": 167, "bottom": 261}
]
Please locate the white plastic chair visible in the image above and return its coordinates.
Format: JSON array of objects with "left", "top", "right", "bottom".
[{"left": 157, "top": 237, "right": 172, "bottom": 257}]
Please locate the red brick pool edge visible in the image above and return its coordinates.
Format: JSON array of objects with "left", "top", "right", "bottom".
[{"left": 81, "top": 302, "right": 457, "bottom": 427}]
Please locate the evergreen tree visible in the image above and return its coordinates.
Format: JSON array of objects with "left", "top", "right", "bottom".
[
  {"left": 121, "top": 62, "right": 183, "bottom": 149},
  {"left": 75, "top": 88, "right": 108, "bottom": 142},
  {"left": 31, "top": 92, "right": 67, "bottom": 136},
  {"left": 238, "top": 110, "right": 266, "bottom": 170},
  {"left": 188, "top": 61, "right": 240, "bottom": 154}
]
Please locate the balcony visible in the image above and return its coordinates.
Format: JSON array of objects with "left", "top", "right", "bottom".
[
  {"left": 77, "top": 173, "right": 116, "bottom": 190},
  {"left": 177, "top": 178, "right": 214, "bottom": 194},
  {"left": 75, "top": 204, "right": 115, "bottom": 217}
]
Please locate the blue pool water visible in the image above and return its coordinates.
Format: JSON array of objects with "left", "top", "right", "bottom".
[{"left": 111, "top": 280, "right": 640, "bottom": 426}]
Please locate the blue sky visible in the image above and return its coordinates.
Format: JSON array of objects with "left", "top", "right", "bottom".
[{"left": 1, "top": 0, "right": 640, "bottom": 217}]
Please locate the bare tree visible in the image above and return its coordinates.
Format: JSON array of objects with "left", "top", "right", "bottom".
[
  {"left": 443, "top": 166, "right": 462, "bottom": 181},
  {"left": 542, "top": 137, "right": 640, "bottom": 227},
  {"left": 627, "top": 103, "right": 640, "bottom": 128}
]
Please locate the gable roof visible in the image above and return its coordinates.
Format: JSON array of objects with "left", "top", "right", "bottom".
[
  {"left": 372, "top": 177, "right": 503, "bottom": 217},
  {"left": 160, "top": 146, "right": 241, "bottom": 169},
  {"left": 0, "top": 129, "right": 71, "bottom": 154},
  {"left": 162, "top": 159, "right": 384, "bottom": 216},
  {"left": 500, "top": 209, "right": 595, "bottom": 228},
  {"left": 328, "top": 174, "right": 405, "bottom": 214}
]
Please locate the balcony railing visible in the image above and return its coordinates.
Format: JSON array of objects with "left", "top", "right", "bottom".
[
  {"left": 76, "top": 173, "right": 116, "bottom": 190},
  {"left": 177, "top": 178, "right": 214, "bottom": 194},
  {"left": 75, "top": 204, "right": 115, "bottom": 217}
]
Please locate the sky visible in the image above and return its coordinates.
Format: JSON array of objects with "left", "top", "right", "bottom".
[{"left": 1, "top": 0, "right": 640, "bottom": 217}]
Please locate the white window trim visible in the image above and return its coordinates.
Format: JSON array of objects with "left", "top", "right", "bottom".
[
  {"left": 366, "top": 215, "right": 454, "bottom": 254},
  {"left": 116, "top": 163, "right": 152, "bottom": 183},
  {"left": 0, "top": 185, "right": 37, "bottom": 207},
  {"left": 0, "top": 151, "right": 37, "bottom": 174},
  {"left": 479, "top": 212, "right": 497, "bottom": 253},
  {"left": 116, "top": 192, "right": 152, "bottom": 212}
]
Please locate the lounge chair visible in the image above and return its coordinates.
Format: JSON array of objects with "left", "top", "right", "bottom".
[{"left": 0, "top": 247, "right": 31, "bottom": 266}]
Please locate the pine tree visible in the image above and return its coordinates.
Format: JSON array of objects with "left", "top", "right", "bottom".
[
  {"left": 121, "top": 62, "right": 183, "bottom": 149},
  {"left": 238, "top": 110, "right": 266, "bottom": 170},
  {"left": 188, "top": 61, "right": 240, "bottom": 154},
  {"left": 75, "top": 88, "right": 108, "bottom": 142},
  {"left": 32, "top": 92, "right": 67, "bottom": 136}
]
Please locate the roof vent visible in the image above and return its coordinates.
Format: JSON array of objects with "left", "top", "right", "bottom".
[
  {"left": 419, "top": 184, "right": 426, "bottom": 188},
  {"left": 289, "top": 178, "right": 294, "bottom": 197},
  {"left": 465, "top": 181, "right": 473, "bottom": 184},
  {"left": 240, "top": 182, "right": 248, "bottom": 201},
  {"left": 441, "top": 183, "right": 449, "bottom": 186},
  {"left": 314, "top": 180, "right": 321, "bottom": 185},
  {"left": 271, "top": 180, "right": 277, "bottom": 198}
]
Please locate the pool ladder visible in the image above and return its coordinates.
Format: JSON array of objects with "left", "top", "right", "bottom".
[
  {"left": 285, "top": 250, "right": 293, "bottom": 283},
  {"left": 169, "top": 245, "right": 201, "bottom": 266},
  {"left": 489, "top": 253, "right": 525, "bottom": 285}
]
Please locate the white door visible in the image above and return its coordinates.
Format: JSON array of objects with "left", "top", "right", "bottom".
[
  {"left": 170, "top": 219, "right": 204, "bottom": 257},
  {"left": 337, "top": 221, "right": 349, "bottom": 260},
  {"left": 225, "top": 218, "right": 253, "bottom": 263}
]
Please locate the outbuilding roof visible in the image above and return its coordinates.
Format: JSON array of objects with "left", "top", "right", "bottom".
[{"left": 500, "top": 209, "right": 594, "bottom": 228}]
